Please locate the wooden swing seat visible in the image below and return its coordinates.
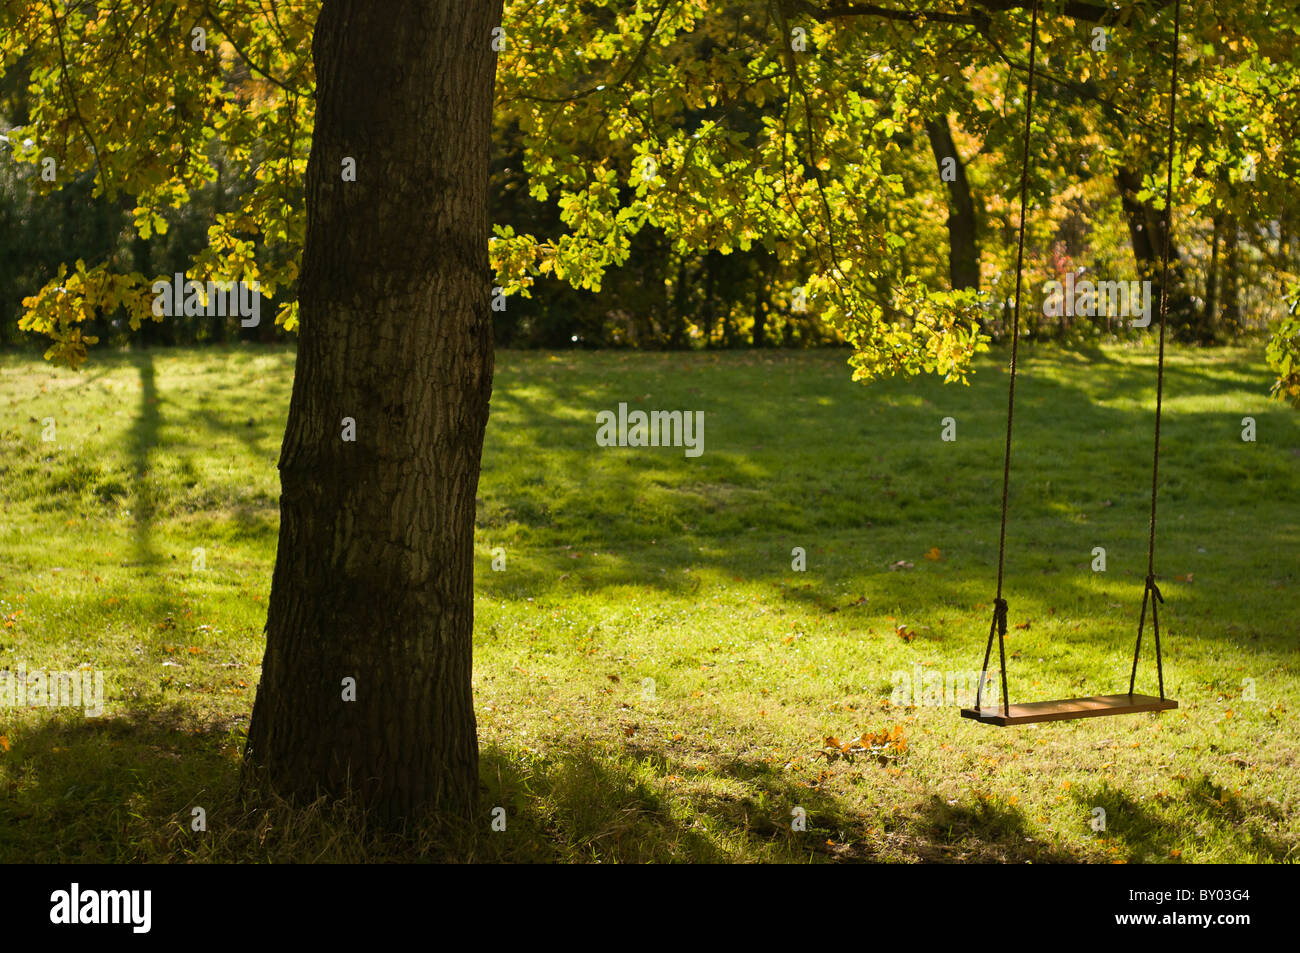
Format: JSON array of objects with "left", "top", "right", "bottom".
[{"left": 961, "top": 693, "right": 1177, "bottom": 726}]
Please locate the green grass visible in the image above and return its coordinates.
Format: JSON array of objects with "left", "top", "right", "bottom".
[{"left": 1, "top": 342, "right": 1297, "bottom": 863}]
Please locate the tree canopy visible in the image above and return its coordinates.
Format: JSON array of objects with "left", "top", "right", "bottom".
[{"left": 2, "top": 1, "right": 1298, "bottom": 400}]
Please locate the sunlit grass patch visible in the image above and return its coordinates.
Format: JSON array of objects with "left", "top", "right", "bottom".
[{"left": 1, "top": 342, "right": 1296, "bottom": 862}]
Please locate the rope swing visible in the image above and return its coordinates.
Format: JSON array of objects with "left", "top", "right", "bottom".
[{"left": 962, "top": 0, "right": 1183, "bottom": 725}]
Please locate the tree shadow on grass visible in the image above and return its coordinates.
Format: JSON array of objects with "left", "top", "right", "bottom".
[
  {"left": 1069, "top": 777, "right": 1294, "bottom": 863},
  {"left": 916, "top": 794, "right": 1082, "bottom": 863},
  {"left": 14, "top": 696, "right": 1283, "bottom": 863},
  {"left": 0, "top": 704, "right": 241, "bottom": 863},
  {"left": 472, "top": 742, "right": 873, "bottom": 862},
  {"left": 472, "top": 744, "right": 730, "bottom": 862},
  {"left": 129, "top": 352, "right": 162, "bottom": 548},
  {"left": 474, "top": 346, "right": 1300, "bottom": 674},
  {"left": 0, "top": 702, "right": 1085, "bottom": 864},
  {"left": 469, "top": 741, "right": 1084, "bottom": 863}
]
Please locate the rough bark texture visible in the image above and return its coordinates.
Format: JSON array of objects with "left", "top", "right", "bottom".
[
  {"left": 245, "top": 0, "right": 503, "bottom": 824},
  {"left": 925, "top": 116, "right": 980, "bottom": 292}
]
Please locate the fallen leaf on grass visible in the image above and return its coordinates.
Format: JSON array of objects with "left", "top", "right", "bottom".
[
  {"left": 818, "top": 724, "right": 907, "bottom": 763},
  {"left": 924, "top": 547, "right": 944, "bottom": 561}
]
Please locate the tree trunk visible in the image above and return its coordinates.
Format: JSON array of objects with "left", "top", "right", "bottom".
[
  {"left": 1203, "top": 212, "right": 1221, "bottom": 335},
  {"left": 211, "top": 154, "right": 229, "bottom": 344},
  {"left": 131, "top": 227, "right": 170, "bottom": 347},
  {"left": 1115, "top": 165, "right": 1204, "bottom": 341},
  {"left": 656, "top": 240, "right": 670, "bottom": 345},
  {"left": 752, "top": 254, "right": 770, "bottom": 348},
  {"left": 702, "top": 251, "right": 717, "bottom": 347},
  {"left": 1223, "top": 216, "right": 1240, "bottom": 330},
  {"left": 245, "top": 0, "right": 502, "bottom": 825},
  {"left": 782, "top": 268, "right": 798, "bottom": 347},
  {"left": 1278, "top": 222, "right": 1289, "bottom": 306},
  {"left": 925, "top": 116, "right": 980, "bottom": 291},
  {"left": 670, "top": 257, "right": 689, "bottom": 349}
]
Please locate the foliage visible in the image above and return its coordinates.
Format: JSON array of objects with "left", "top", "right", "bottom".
[
  {"left": 1266, "top": 305, "right": 1300, "bottom": 406},
  {"left": 1, "top": 1, "right": 1299, "bottom": 394},
  {"left": 1, "top": 1, "right": 312, "bottom": 364}
]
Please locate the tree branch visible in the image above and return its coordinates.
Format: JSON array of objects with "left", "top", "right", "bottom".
[
  {"left": 800, "top": 2, "right": 979, "bottom": 26},
  {"left": 504, "top": 0, "right": 681, "bottom": 105},
  {"left": 204, "top": 2, "right": 304, "bottom": 96},
  {"left": 796, "top": 1, "right": 1168, "bottom": 27},
  {"left": 48, "top": 0, "right": 110, "bottom": 197}
]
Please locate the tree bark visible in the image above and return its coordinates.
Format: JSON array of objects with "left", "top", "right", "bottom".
[
  {"left": 131, "top": 226, "right": 172, "bottom": 347},
  {"left": 752, "top": 253, "right": 770, "bottom": 347},
  {"left": 1203, "top": 212, "right": 1221, "bottom": 334},
  {"left": 702, "top": 250, "right": 718, "bottom": 347},
  {"left": 1222, "top": 216, "right": 1241, "bottom": 330},
  {"left": 925, "top": 116, "right": 980, "bottom": 291},
  {"left": 245, "top": 0, "right": 503, "bottom": 825},
  {"left": 211, "top": 155, "right": 229, "bottom": 344},
  {"left": 670, "top": 257, "right": 689, "bottom": 349},
  {"left": 1115, "top": 165, "right": 1205, "bottom": 341}
]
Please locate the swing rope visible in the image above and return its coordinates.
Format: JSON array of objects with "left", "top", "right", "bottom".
[
  {"left": 975, "top": 0, "right": 1182, "bottom": 716},
  {"left": 1131, "top": 0, "right": 1183, "bottom": 701},
  {"left": 976, "top": 0, "right": 1040, "bottom": 717}
]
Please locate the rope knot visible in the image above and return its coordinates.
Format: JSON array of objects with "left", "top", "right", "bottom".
[
  {"left": 993, "top": 598, "right": 1009, "bottom": 636},
  {"left": 1146, "top": 574, "right": 1164, "bottom": 603}
]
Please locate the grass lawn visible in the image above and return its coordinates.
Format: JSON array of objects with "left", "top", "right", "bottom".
[{"left": 0, "top": 342, "right": 1296, "bottom": 863}]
